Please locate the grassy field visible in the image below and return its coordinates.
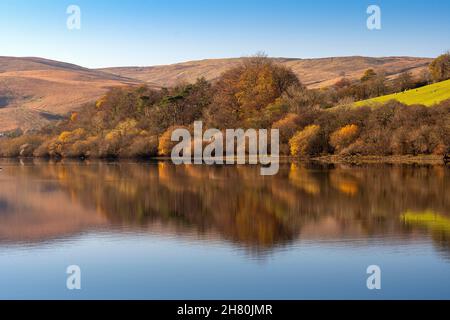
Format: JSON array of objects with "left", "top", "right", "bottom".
[{"left": 355, "top": 79, "right": 450, "bottom": 107}]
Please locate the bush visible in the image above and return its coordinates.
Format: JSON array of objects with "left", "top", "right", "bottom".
[
  {"left": 120, "top": 135, "right": 158, "bottom": 158},
  {"left": 0, "top": 135, "right": 45, "bottom": 157},
  {"left": 408, "top": 126, "right": 441, "bottom": 155},
  {"left": 272, "top": 113, "right": 300, "bottom": 144},
  {"left": 346, "top": 129, "right": 392, "bottom": 156},
  {"left": 158, "top": 126, "right": 189, "bottom": 156},
  {"left": 289, "top": 125, "right": 321, "bottom": 157},
  {"left": 330, "top": 124, "right": 359, "bottom": 153},
  {"left": 65, "top": 136, "right": 100, "bottom": 158},
  {"left": 46, "top": 128, "right": 88, "bottom": 157},
  {"left": 33, "top": 140, "right": 52, "bottom": 157}
]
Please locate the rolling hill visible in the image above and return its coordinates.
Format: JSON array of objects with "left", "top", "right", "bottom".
[
  {"left": 355, "top": 79, "right": 450, "bottom": 107},
  {"left": 0, "top": 57, "right": 141, "bottom": 132},
  {"left": 99, "top": 56, "right": 431, "bottom": 89},
  {"left": 0, "top": 55, "right": 432, "bottom": 132}
]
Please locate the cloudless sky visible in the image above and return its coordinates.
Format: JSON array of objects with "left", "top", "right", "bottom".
[{"left": 0, "top": 0, "right": 449, "bottom": 68}]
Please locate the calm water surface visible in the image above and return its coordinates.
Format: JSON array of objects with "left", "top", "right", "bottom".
[{"left": 0, "top": 159, "right": 449, "bottom": 299}]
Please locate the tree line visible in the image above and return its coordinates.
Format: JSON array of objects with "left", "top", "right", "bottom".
[{"left": 0, "top": 53, "right": 449, "bottom": 159}]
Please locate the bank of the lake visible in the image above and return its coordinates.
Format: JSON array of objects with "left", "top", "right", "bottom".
[
  {"left": 0, "top": 154, "right": 448, "bottom": 166},
  {"left": 312, "top": 154, "right": 447, "bottom": 165}
]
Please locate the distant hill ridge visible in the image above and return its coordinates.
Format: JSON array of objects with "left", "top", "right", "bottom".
[{"left": 99, "top": 56, "right": 431, "bottom": 88}]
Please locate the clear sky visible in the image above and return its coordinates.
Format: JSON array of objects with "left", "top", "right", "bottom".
[{"left": 0, "top": 0, "right": 449, "bottom": 68}]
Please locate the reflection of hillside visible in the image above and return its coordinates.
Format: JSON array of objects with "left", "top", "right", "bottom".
[
  {"left": 0, "top": 163, "right": 107, "bottom": 242},
  {"left": 0, "top": 160, "right": 449, "bottom": 254}
]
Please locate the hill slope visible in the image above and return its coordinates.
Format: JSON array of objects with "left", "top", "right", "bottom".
[
  {"left": 99, "top": 56, "right": 431, "bottom": 89},
  {"left": 0, "top": 55, "right": 432, "bottom": 132},
  {"left": 355, "top": 79, "right": 450, "bottom": 107},
  {"left": 0, "top": 57, "right": 141, "bottom": 132}
]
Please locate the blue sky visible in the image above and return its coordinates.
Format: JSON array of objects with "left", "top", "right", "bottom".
[{"left": 0, "top": 0, "right": 449, "bottom": 68}]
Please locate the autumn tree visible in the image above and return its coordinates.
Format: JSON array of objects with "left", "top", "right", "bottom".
[
  {"left": 148, "top": 78, "right": 212, "bottom": 134},
  {"left": 394, "top": 71, "right": 414, "bottom": 92},
  {"left": 158, "top": 126, "right": 189, "bottom": 156},
  {"left": 334, "top": 77, "right": 352, "bottom": 89},
  {"left": 289, "top": 125, "right": 322, "bottom": 157},
  {"left": 272, "top": 113, "right": 300, "bottom": 144},
  {"left": 281, "top": 85, "right": 330, "bottom": 112},
  {"left": 361, "top": 69, "right": 377, "bottom": 82},
  {"left": 429, "top": 52, "right": 450, "bottom": 82},
  {"left": 205, "top": 56, "right": 300, "bottom": 129},
  {"left": 330, "top": 124, "right": 359, "bottom": 153}
]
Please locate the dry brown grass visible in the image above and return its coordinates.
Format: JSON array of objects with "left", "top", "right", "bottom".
[
  {"left": 100, "top": 56, "right": 431, "bottom": 89},
  {"left": 0, "top": 57, "right": 143, "bottom": 132}
]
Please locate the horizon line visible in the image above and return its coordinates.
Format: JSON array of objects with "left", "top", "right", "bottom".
[{"left": 0, "top": 53, "right": 436, "bottom": 70}]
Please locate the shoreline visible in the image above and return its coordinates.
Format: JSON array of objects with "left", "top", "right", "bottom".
[
  {"left": 311, "top": 154, "right": 447, "bottom": 165},
  {"left": 0, "top": 154, "right": 447, "bottom": 165}
]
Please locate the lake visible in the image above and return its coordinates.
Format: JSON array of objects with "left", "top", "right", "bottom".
[{"left": 0, "top": 159, "right": 449, "bottom": 299}]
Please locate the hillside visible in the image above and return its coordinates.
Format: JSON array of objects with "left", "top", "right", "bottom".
[
  {"left": 99, "top": 56, "right": 431, "bottom": 89},
  {"left": 0, "top": 55, "right": 432, "bottom": 132},
  {"left": 355, "top": 79, "right": 450, "bottom": 107},
  {"left": 1, "top": 57, "right": 448, "bottom": 160},
  {"left": 0, "top": 57, "right": 141, "bottom": 132}
]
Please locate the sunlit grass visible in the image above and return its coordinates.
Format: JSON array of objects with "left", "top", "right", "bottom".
[{"left": 355, "top": 79, "right": 450, "bottom": 107}]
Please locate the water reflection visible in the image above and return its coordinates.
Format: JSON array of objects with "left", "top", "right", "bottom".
[{"left": 0, "top": 159, "right": 449, "bottom": 257}]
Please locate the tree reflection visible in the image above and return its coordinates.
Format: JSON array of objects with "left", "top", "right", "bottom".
[{"left": 0, "top": 159, "right": 448, "bottom": 256}]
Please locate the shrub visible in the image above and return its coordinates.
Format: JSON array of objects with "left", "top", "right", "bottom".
[
  {"left": 0, "top": 135, "right": 45, "bottom": 157},
  {"left": 120, "top": 135, "right": 158, "bottom": 158},
  {"left": 408, "top": 126, "right": 442, "bottom": 155},
  {"left": 33, "top": 140, "right": 52, "bottom": 157},
  {"left": 158, "top": 126, "right": 189, "bottom": 156},
  {"left": 65, "top": 136, "right": 100, "bottom": 158},
  {"left": 52, "top": 128, "right": 87, "bottom": 157},
  {"left": 98, "top": 135, "right": 121, "bottom": 158},
  {"left": 330, "top": 124, "right": 359, "bottom": 153},
  {"left": 346, "top": 129, "right": 392, "bottom": 156},
  {"left": 272, "top": 113, "right": 300, "bottom": 144},
  {"left": 289, "top": 125, "right": 321, "bottom": 157}
]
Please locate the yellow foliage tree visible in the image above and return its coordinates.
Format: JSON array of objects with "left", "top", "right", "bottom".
[
  {"left": 116, "top": 119, "right": 138, "bottom": 134},
  {"left": 105, "top": 119, "right": 139, "bottom": 141},
  {"left": 70, "top": 112, "right": 78, "bottom": 122},
  {"left": 235, "top": 63, "right": 277, "bottom": 112},
  {"left": 330, "top": 124, "right": 359, "bottom": 152},
  {"left": 58, "top": 128, "right": 86, "bottom": 143},
  {"left": 289, "top": 125, "right": 321, "bottom": 157},
  {"left": 158, "top": 126, "right": 189, "bottom": 156}
]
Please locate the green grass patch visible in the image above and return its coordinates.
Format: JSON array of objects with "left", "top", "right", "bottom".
[
  {"left": 401, "top": 210, "right": 450, "bottom": 234},
  {"left": 355, "top": 79, "right": 450, "bottom": 107}
]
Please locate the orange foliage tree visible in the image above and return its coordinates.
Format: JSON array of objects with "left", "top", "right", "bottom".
[
  {"left": 289, "top": 125, "right": 321, "bottom": 157},
  {"left": 330, "top": 124, "right": 359, "bottom": 153}
]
